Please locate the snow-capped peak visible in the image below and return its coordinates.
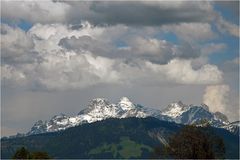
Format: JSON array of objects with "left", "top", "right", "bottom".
[
  {"left": 24, "top": 97, "right": 234, "bottom": 136},
  {"left": 77, "top": 98, "right": 120, "bottom": 121},
  {"left": 81, "top": 98, "right": 111, "bottom": 113},
  {"left": 161, "top": 101, "right": 189, "bottom": 118},
  {"left": 118, "top": 97, "right": 135, "bottom": 110}
]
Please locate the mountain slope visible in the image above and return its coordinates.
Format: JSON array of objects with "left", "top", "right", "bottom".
[{"left": 1, "top": 117, "right": 239, "bottom": 159}]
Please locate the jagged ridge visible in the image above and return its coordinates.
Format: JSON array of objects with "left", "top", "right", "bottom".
[{"left": 26, "top": 97, "right": 234, "bottom": 136}]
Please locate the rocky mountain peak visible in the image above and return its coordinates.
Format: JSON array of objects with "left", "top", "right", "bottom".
[
  {"left": 161, "top": 101, "right": 189, "bottom": 118},
  {"left": 51, "top": 113, "right": 68, "bottom": 119},
  {"left": 78, "top": 98, "right": 111, "bottom": 116},
  {"left": 87, "top": 98, "right": 111, "bottom": 110},
  {"left": 214, "top": 111, "right": 229, "bottom": 124},
  {"left": 90, "top": 98, "right": 109, "bottom": 105},
  {"left": 118, "top": 97, "right": 135, "bottom": 110},
  {"left": 199, "top": 103, "right": 209, "bottom": 111}
]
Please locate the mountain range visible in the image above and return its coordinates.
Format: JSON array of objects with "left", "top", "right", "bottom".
[
  {"left": 1, "top": 97, "right": 239, "bottom": 159},
  {"left": 18, "top": 97, "right": 238, "bottom": 136},
  {"left": 1, "top": 117, "right": 239, "bottom": 159}
]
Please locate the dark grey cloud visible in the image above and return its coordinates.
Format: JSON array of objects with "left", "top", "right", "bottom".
[
  {"left": 2, "top": 1, "right": 238, "bottom": 37},
  {"left": 2, "top": 1, "right": 213, "bottom": 26},
  {"left": 65, "top": 1, "right": 214, "bottom": 26},
  {"left": 58, "top": 35, "right": 116, "bottom": 58},
  {"left": 58, "top": 34, "right": 200, "bottom": 64}
]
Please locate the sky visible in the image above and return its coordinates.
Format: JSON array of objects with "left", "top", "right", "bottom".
[{"left": 1, "top": 0, "right": 239, "bottom": 136}]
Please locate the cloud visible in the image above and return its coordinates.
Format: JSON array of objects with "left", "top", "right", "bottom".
[
  {"left": 219, "top": 57, "right": 239, "bottom": 93},
  {"left": 214, "top": 1, "right": 239, "bottom": 16},
  {"left": 203, "top": 84, "right": 230, "bottom": 113},
  {"left": 36, "top": 52, "right": 121, "bottom": 90},
  {"left": 58, "top": 35, "right": 116, "bottom": 59},
  {"left": 189, "top": 43, "right": 227, "bottom": 70},
  {"left": 1, "top": 23, "right": 224, "bottom": 91},
  {"left": 126, "top": 37, "right": 176, "bottom": 64},
  {"left": 58, "top": 29, "right": 201, "bottom": 64},
  {"left": 161, "top": 23, "right": 216, "bottom": 42},
  {"left": 1, "top": 0, "right": 70, "bottom": 24},
  {"left": 2, "top": 1, "right": 238, "bottom": 39},
  {"left": 66, "top": 1, "right": 214, "bottom": 26},
  {"left": 221, "top": 57, "right": 239, "bottom": 73},
  {"left": 2, "top": 1, "right": 214, "bottom": 26},
  {"left": 2, "top": 52, "right": 122, "bottom": 91},
  {"left": 1, "top": 0, "right": 239, "bottom": 137},
  {"left": 200, "top": 43, "right": 226, "bottom": 55},
  {"left": 146, "top": 59, "right": 222, "bottom": 85},
  {"left": 1, "top": 54, "right": 223, "bottom": 91},
  {"left": 28, "top": 22, "right": 106, "bottom": 53},
  {"left": 215, "top": 14, "right": 239, "bottom": 37},
  {"left": 125, "top": 37, "right": 201, "bottom": 64},
  {"left": 1, "top": 1, "right": 238, "bottom": 136},
  {"left": 1, "top": 64, "right": 26, "bottom": 87},
  {"left": 1, "top": 24, "right": 35, "bottom": 64},
  {"left": 1, "top": 23, "right": 120, "bottom": 90}
]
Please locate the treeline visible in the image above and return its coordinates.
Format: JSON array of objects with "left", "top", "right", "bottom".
[{"left": 12, "top": 147, "right": 51, "bottom": 159}]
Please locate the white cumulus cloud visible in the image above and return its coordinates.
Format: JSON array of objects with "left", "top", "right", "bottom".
[
  {"left": 146, "top": 59, "right": 223, "bottom": 85},
  {"left": 1, "top": 23, "right": 224, "bottom": 91},
  {"left": 203, "top": 84, "right": 230, "bottom": 113}
]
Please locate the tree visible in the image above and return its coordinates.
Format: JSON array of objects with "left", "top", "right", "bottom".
[
  {"left": 12, "top": 147, "right": 31, "bottom": 159},
  {"left": 166, "top": 125, "right": 214, "bottom": 159},
  {"left": 209, "top": 131, "right": 225, "bottom": 159},
  {"left": 152, "top": 125, "right": 225, "bottom": 159},
  {"left": 151, "top": 145, "right": 170, "bottom": 159},
  {"left": 30, "top": 152, "right": 51, "bottom": 159},
  {"left": 164, "top": 125, "right": 225, "bottom": 159},
  {"left": 12, "top": 147, "right": 51, "bottom": 159}
]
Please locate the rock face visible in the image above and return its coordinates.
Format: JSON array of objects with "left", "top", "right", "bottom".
[
  {"left": 25, "top": 97, "right": 233, "bottom": 136},
  {"left": 222, "top": 121, "right": 240, "bottom": 134},
  {"left": 161, "top": 102, "right": 229, "bottom": 127},
  {"left": 161, "top": 101, "right": 189, "bottom": 118}
]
